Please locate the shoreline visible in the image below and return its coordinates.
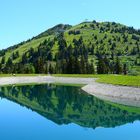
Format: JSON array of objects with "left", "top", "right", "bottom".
[
  {"left": 82, "top": 83, "right": 140, "bottom": 107},
  {"left": 0, "top": 76, "right": 140, "bottom": 107},
  {"left": 0, "top": 76, "right": 95, "bottom": 86}
]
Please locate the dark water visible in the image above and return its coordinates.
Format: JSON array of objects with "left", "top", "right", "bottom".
[{"left": 0, "top": 84, "right": 140, "bottom": 140}]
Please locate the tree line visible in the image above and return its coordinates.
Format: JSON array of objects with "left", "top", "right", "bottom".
[{"left": 0, "top": 33, "right": 129, "bottom": 75}]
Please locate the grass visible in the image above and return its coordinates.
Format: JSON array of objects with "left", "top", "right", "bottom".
[
  {"left": 55, "top": 83, "right": 84, "bottom": 87},
  {"left": 0, "top": 82, "right": 49, "bottom": 87},
  {"left": 53, "top": 74, "right": 98, "bottom": 78},
  {"left": 53, "top": 74, "right": 140, "bottom": 87},
  {"left": 0, "top": 74, "right": 140, "bottom": 87},
  {"left": 96, "top": 75, "right": 140, "bottom": 87},
  {"left": 0, "top": 35, "right": 54, "bottom": 62}
]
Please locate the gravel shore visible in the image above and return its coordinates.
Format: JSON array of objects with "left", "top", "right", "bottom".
[
  {"left": 0, "top": 76, "right": 94, "bottom": 85},
  {"left": 0, "top": 76, "right": 140, "bottom": 107},
  {"left": 82, "top": 82, "right": 140, "bottom": 107}
]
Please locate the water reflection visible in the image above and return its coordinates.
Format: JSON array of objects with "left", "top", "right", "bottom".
[{"left": 0, "top": 84, "right": 140, "bottom": 129}]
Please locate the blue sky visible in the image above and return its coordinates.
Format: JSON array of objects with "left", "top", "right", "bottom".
[{"left": 0, "top": 0, "right": 140, "bottom": 49}]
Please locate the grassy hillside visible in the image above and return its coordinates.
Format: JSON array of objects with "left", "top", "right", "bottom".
[
  {"left": 0, "top": 21, "right": 140, "bottom": 74},
  {"left": 0, "top": 24, "right": 71, "bottom": 62}
]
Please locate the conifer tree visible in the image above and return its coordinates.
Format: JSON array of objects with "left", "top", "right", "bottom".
[{"left": 114, "top": 57, "right": 122, "bottom": 74}]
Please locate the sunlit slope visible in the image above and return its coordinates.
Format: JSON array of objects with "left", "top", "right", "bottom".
[{"left": 0, "top": 21, "right": 140, "bottom": 73}]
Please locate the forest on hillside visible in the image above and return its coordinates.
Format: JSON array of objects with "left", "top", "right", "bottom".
[{"left": 0, "top": 21, "right": 140, "bottom": 75}]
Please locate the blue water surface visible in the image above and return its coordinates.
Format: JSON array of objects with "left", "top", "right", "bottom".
[{"left": 0, "top": 84, "right": 140, "bottom": 140}]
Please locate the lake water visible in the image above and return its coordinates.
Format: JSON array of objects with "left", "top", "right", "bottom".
[{"left": 0, "top": 84, "right": 140, "bottom": 140}]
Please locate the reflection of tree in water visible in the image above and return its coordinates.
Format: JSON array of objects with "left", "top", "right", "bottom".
[{"left": 0, "top": 84, "right": 140, "bottom": 129}]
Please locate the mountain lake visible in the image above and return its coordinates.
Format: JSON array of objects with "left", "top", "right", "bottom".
[{"left": 0, "top": 84, "right": 140, "bottom": 140}]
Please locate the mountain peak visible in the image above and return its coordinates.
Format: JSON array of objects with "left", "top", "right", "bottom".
[{"left": 36, "top": 24, "right": 72, "bottom": 38}]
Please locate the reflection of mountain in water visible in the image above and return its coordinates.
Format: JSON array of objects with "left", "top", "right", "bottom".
[{"left": 0, "top": 84, "right": 140, "bottom": 129}]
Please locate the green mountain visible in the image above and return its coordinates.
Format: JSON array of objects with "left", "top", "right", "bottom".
[
  {"left": 1, "top": 84, "right": 140, "bottom": 128},
  {"left": 0, "top": 21, "right": 140, "bottom": 74}
]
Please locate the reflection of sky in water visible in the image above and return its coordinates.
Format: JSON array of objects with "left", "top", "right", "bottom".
[{"left": 0, "top": 98, "right": 140, "bottom": 140}]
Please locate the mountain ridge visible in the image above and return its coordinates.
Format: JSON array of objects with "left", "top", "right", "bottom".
[{"left": 0, "top": 20, "right": 140, "bottom": 74}]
